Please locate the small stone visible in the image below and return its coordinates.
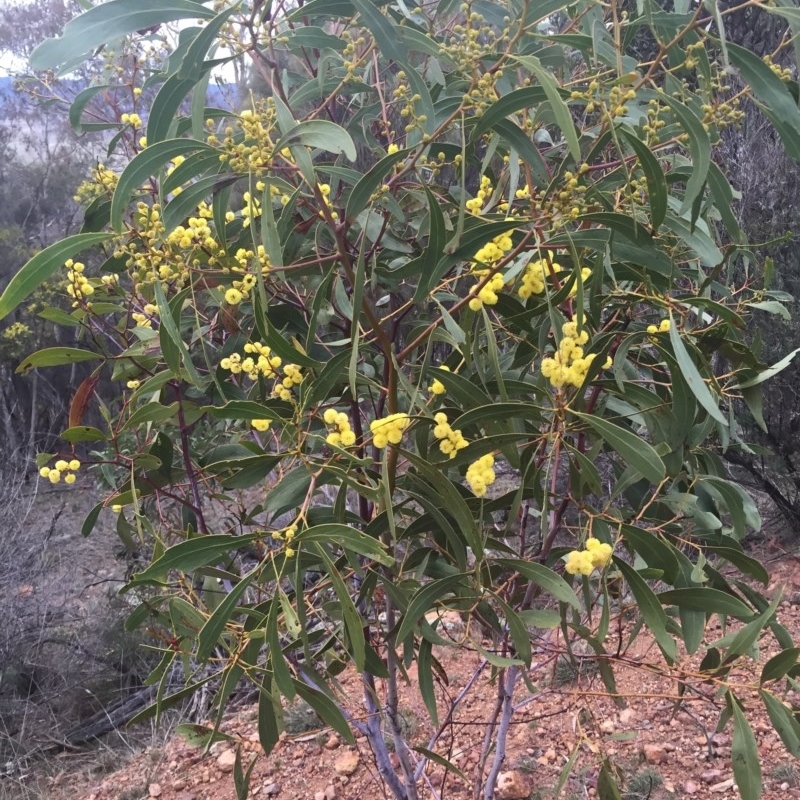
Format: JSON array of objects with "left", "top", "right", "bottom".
[
  {"left": 263, "top": 782, "right": 280, "bottom": 795},
  {"left": 642, "top": 743, "right": 667, "bottom": 764},
  {"left": 148, "top": 783, "right": 162, "bottom": 798},
  {"left": 217, "top": 750, "right": 237, "bottom": 773},
  {"left": 600, "top": 719, "right": 615, "bottom": 734},
  {"left": 333, "top": 750, "right": 360, "bottom": 776},
  {"left": 700, "top": 769, "right": 723, "bottom": 784},
  {"left": 324, "top": 784, "right": 337, "bottom": 800},
  {"left": 315, "top": 793, "right": 325, "bottom": 800},
  {"left": 710, "top": 778, "right": 734, "bottom": 792},
  {"left": 619, "top": 708, "right": 636, "bottom": 725},
  {"left": 324, "top": 734, "right": 341, "bottom": 750},
  {"left": 544, "top": 748, "right": 556, "bottom": 762},
  {"left": 683, "top": 780, "right": 699, "bottom": 794},
  {"left": 495, "top": 770, "right": 532, "bottom": 800}
]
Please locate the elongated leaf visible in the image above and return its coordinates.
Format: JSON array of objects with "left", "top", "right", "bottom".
[
  {"left": 345, "top": 149, "right": 407, "bottom": 220},
  {"left": 572, "top": 411, "right": 665, "bottom": 484},
  {"left": 417, "top": 639, "right": 439, "bottom": 726},
  {"left": 16, "top": 347, "right": 100, "bottom": 373},
  {"left": 297, "top": 523, "right": 393, "bottom": 566},
  {"left": 69, "top": 84, "right": 114, "bottom": 132},
  {"left": 760, "top": 689, "right": 800, "bottom": 756},
  {"left": 177, "top": 5, "right": 237, "bottom": 80},
  {"left": 153, "top": 280, "right": 204, "bottom": 385},
  {"left": 294, "top": 681, "right": 355, "bottom": 744},
  {"left": 494, "top": 558, "right": 580, "bottom": 609},
  {"left": 621, "top": 129, "right": 667, "bottom": 230},
  {"left": 472, "top": 87, "right": 550, "bottom": 139},
  {"left": 509, "top": 55, "right": 581, "bottom": 161},
  {"left": 668, "top": 317, "right": 727, "bottom": 426},
  {"left": 730, "top": 696, "right": 761, "bottom": 800},
  {"left": 615, "top": 559, "right": 676, "bottom": 663},
  {"left": 351, "top": 0, "right": 406, "bottom": 63},
  {"left": 147, "top": 76, "right": 198, "bottom": 145},
  {"left": 665, "top": 96, "right": 711, "bottom": 214},
  {"left": 728, "top": 42, "right": 800, "bottom": 161},
  {"left": 274, "top": 121, "right": 356, "bottom": 161},
  {"left": 0, "top": 233, "right": 111, "bottom": 321},
  {"left": 30, "top": 0, "right": 217, "bottom": 71},
  {"left": 196, "top": 568, "right": 258, "bottom": 661},
  {"left": 657, "top": 587, "right": 751, "bottom": 618},
  {"left": 735, "top": 346, "right": 800, "bottom": 389},
  {"left": 761, "top": 648, "right": 800, "bottom": 685},
  {"left": 128, "top": 533, "right": 262, "bottom": 584},
  {"left": 395, "top": 575, "right": 469, "bottom": 645},
  {"left": 111, "top": 139, "right": 216, "bottom": 231}
]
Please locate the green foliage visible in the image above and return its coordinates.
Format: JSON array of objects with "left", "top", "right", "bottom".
[{"left": 10, "top": 1, "right": 800, "bottom": 798}]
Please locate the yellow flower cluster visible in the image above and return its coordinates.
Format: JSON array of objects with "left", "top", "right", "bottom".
[
  {"left": 466, "top": 453, "right": 495, "bottom": 497},
  {"left": 432, "top": 413, "right": 468, "bottom": 459},
  {"left": 387, "top": 143, "right": 400, "bottom": 155},
  {"left": 564, "top": 538, "right": 614, "bottom": 576},
  {"left": 132, "top": 303, "right": 158, "bottom": 329},
  {"left": 213, "top": 103, "right": 279, "bottom": 175},
  {"left": 428, "top": 365, "right": 450, "bottom": 396},
  {"left": 468, "top": 272, "right": 505, "bottom": 313},
  {"left": 393, "top": 71, "right": 429, "bottom": 135},
  {"left": 540, "top": 320, "right": 611, "bottom": 389},
  {"left": 474, "top": 229, "right": 514, "bottom": 266},
  {"left": 74, "top": 163, "right": 118, "bottom": 203},
  {"left": 274, "top": 364, "right": 304, "bottom": 401},
  {"left": 370, "top": 413, "right": 410, "bottom": 448},
  {"left": 65, "top": 260, "right": 93, "bottom": 307},
  {"left": 241, "top": 191, "right": 262, "bottom": 228},
  {"left": 166, "top": 215, "right": 216, "bottom": 251},
  {"left": 323, "top": 409, "right": 356, "bottom": 447},
  {"left": 466, "top": 175, "right": 493, "bottom": 215},
  {"left": 220, "top": 342, "right": 304, "bottom": 401},
  {"left": 221, "top": 341, "right": 282, "bottom": 379},
  {"left": 519, "top": 259, "right": 562, "bottom": 299},
  {"left": 2, "top": 321, "right": 30, "bottom": 341},
  {"left": 317, "top": 183, "right": 338, "bottom": 221},
  {"left": 518, "top": 260, "right": 591, "bottom": 301},
  {"left": 251, "top": 418, "right": 272, "bottom": 432},
  {"left": 272, "top": 523, "right": 297, "bottom": 558},
  {"left": 120, "top": 112, "right": 142, "bottom": 128},
  {"left": 39, "top": 458, "right": 81, "bottom": 485},
  {"left": 647, "top": 319, "right": 671, "bottom": 334}
]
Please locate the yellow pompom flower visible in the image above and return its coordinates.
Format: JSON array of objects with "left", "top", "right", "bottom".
[
  {"left": 251, "top": 419, "right": 272, "bottom": 432},
  {"left": 370, "top": 413, "right": 410, "bottom": 448},
  {"left": 585, "top": 537, "right": 614, "bottom": 568},
  {"left": 225, "top": 288, "right": 243, "bottom": 305},
  {"left": 64, "top": 473, "right": 77, "bottom": 485},
  {"left": 564, "top": 550, "right": 595, "bottom": 576},
  {"left": 324, "top": 409, "right": 356, "bottom": 447},
  {"left": 55, "top": 459, "right": 69, "bottom": 472},
  {"left": 69, "top": 459, "right": 81, "bottom": 471},
  {"left": 39, "top": 467, "right": 50, "bottom": 478},
  {"left": 432, "top": 412, "right": 469, "bottom": 459},
  {"left": 428, "top": 365, "right": 450, "bottom": 396},
  {"left": 48, "top": 470, "right": 61, "bottom": 484},
  {"left": 466, "top": 454, "right": 496, "bottom": 497}
]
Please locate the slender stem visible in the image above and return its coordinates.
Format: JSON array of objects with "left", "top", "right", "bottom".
[
  {"left": 173, "top": 381, "right": 208, "bottom": 535},
  {"left": 482, "top": 665, "right": 520, "bottom": 800}
]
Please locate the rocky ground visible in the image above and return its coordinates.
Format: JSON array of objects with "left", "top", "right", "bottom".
[{"left": 4, "top": 489, "right": 800, "bottom": 800}]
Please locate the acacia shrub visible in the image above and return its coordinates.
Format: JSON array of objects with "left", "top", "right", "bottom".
[{"left": 4, "top": 0, "right": 800, "bottom": 797}]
